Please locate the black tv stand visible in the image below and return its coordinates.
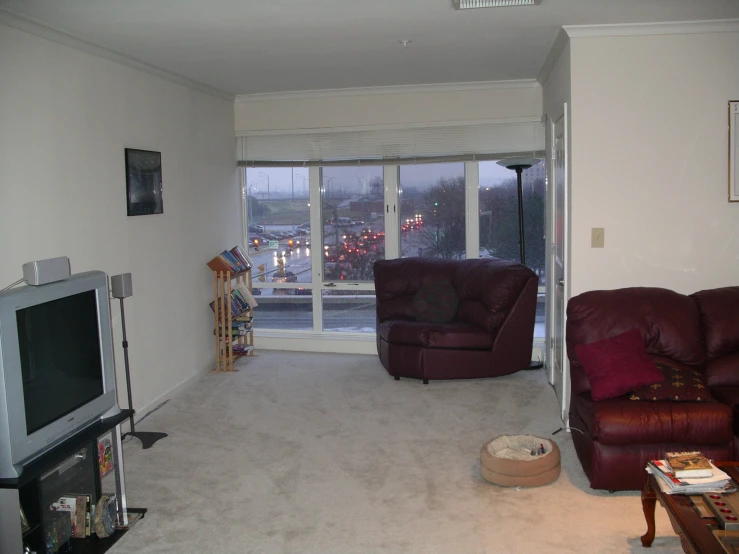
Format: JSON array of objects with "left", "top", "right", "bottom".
[{"left": 0, "top": 409, "right": 146, "bottom": 553}]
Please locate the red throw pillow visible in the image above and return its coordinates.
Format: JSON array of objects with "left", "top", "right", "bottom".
[
  {"left": 630, "top": 363, "right": 711, "bottom": 402},
  {"left": 574, "top": 329, "right": 664, "bottom": 401}
]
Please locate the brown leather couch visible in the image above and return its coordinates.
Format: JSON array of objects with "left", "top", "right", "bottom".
[
  {"left": 373, "top": 257, "right": 539, "bottom": 383},
  {"left": 566, "top": 286, "right": 739, "bottom": 491}
]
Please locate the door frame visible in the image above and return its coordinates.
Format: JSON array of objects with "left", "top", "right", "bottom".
[{"left": 545, "top": 103, "right": 570, "bottom": 421}]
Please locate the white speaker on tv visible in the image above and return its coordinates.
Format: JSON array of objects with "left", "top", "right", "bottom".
[{"left": 22, "top": 257, "right": 71, "bottom": 286}]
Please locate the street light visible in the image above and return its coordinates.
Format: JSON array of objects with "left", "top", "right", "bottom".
[
  {"left": 247, "top": 182, "right": 258, "bottom": 226},
  {"left": 294, "top": 173, "right": 307, "bottom": 199},
  {"left": 259, "top": 171, "right": 270, "bottom": 200}
]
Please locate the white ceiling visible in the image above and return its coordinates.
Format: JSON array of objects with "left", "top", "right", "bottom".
[{"left": 1, "top": 0, "right": 738, "bottom": 97}]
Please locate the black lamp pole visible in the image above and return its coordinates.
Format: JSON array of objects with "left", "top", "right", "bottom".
[{"left": 497, "top": 158, "right": 537, "bottom": 267}]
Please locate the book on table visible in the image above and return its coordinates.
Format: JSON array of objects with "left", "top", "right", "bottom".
[
  {"left": 646, "top": 459, "right": 733, "bottom": 495},
  {"left": 665, "top": 450, "right": 714, "bottom": 478}
]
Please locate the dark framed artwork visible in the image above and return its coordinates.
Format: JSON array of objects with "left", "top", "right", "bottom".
[{"left": 125, "top": 148, "right": 163, "bottom": 216}]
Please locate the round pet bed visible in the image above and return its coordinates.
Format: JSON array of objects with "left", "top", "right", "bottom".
[{"left": 480, "top": 434, "right": 560, "bottom": 487}]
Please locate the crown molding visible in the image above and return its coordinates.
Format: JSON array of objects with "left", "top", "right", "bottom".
[
  {"left": 0, "top": 9, "right": 235, "bottom": 102},
  {"left": 234, "top": 79, "right": 541, "bottom": 103},
  {"left": 537, "top": 28, "right": 569, "bottom": 86},
  {"left": 563, "top": 18, "right": 739, "bottom": 39}
]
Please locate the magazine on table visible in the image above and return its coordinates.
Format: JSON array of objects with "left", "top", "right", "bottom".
[{"left": 646, "top": 459, "right": 735, "bottom": 495}]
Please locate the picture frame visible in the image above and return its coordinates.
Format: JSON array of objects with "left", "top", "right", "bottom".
[
  {"left": 730, "top": 101, "right": 739, "bottom": 202},
  {"left": 125, "top": 148, "right": 163, "bottom": 215}
]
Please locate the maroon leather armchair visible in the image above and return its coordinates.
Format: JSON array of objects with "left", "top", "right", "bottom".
[
  {"left": 373, "top": 257, "right": 539, "bottom": 383},
  {"left": 566, "top": 286, "right": 739, "bottom": 491}
]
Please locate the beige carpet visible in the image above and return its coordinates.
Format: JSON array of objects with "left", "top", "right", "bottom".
[{"left": 110, "top": 351, "right": 683, "bottom": 553}]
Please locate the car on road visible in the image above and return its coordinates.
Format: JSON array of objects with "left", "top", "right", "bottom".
[
  {"left": 260, "top": 233, "right": 280, "bottom": 241},
  {"left": 248, "top": 223, "right": 264, "bottom": 233},
  {"left": 271, "top": 271, "right": 297, "bottom": 283}
]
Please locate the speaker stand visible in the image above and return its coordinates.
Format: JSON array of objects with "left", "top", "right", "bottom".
[{"left": 118, "top": 297, "right": 168, "bottom": 449}]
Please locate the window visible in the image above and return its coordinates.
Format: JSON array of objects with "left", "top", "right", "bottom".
[
  {"left": 478, "top": 160, "right": 546, "bottom": 338},
  {"left": 239, "top": 121, "right": 546, "bottom": 341},
  {"left": 245, "top": 167, "right": 311, "bottom": 330},
  {"left": 321, "top": 167, "right": 384, "bottom": 282},
  {"left": 400, "top": 163, "right": 465, "bottom": 259}
]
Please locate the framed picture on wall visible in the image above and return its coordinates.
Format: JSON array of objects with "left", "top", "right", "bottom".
[
  {"left": 125, "top": 148, "right": 163, "bottom": 215},
  {"left": 730, "top": 101, "right": 738, "bottom": 202}
]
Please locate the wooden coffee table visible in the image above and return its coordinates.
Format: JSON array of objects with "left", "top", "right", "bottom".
[{"left": 642, "top": 462, "right": 739, "bottom": 553}]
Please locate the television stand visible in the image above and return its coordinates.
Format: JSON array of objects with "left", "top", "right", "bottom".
[{"left": 0, "top": 409, "right": 146, "bottom": 553}]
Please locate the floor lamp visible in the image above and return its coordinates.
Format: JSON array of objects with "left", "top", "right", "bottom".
[
  {"left": 496, "top": 157, "right": 539, "bottom": 266},
  {"left": 111, "top": 273, "right": 168, "bottom": 449},
  {"left": 496, "top": 158, "right": 543, "bottom": 370}
]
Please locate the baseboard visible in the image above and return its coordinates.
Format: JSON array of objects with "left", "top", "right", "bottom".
[{"left": 120, "top": 362, "right": 212, "bottom": 432}]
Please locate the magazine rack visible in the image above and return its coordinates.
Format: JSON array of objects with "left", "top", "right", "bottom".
[
  {"left": 0, "top": 410, "right": 146, "bottom": 553},
  {"left": 212, "top": 268, "right": 254, "bottom": 371}
]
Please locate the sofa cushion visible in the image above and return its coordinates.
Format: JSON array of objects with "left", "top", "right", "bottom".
[
  {"left": 629, "top": 363, "right": 711, "bottom": 402},
  {"left": 692, "top": 287, "right": 739, "bottom": 360},
  {"left": 413, "top": 282, "right": 459, "bottom": 323},
  {"left": 567, "top": 287, "right": 706, "bottom": 372},
  {"left": 574, "top": 329, "right": 664, "bottom": 401},
  {"left": 708, "top": 387, "right": 739, "bottom": 436},
  {"left": 705, "top": 352, "right": 739, "bottom": 388},
  {"left": 378, "top": 320, "right": 493, "bottom": 350},
  {"left": 571, "top": 395, "right": 732, "bottom": 446}
]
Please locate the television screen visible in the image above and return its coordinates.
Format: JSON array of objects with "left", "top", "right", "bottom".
[{"left": 16, "top": 291, "right": 104, "bottom": 434}]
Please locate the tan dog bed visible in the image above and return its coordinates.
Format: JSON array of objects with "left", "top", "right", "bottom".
[{"left": 480, "top": 434, "right": 560, "bottom": 487}]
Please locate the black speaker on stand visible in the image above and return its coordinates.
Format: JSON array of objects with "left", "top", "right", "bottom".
[{"left": 111, "top": 273, "right": 168, "bottom": 449}]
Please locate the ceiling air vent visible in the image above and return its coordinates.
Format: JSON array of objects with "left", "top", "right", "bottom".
[{"left": 453, "top": 0, "right": 541, "bottom": 8}]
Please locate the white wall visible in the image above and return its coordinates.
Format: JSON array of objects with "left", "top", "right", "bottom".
[
  {"left": 234, "top": 82, "right": 542, "bottom": 133},
  {"left": 568, "top": 29, "right": 739, "bottom": 297},
  {"left": 0, "top": 24, "right": 240, "bottom": 415}
]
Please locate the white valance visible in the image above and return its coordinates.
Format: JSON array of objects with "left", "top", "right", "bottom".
[{"left": 237, "top": 118, "right": 543, "bottom": 167}]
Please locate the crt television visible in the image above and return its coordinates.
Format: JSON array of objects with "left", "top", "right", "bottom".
[{"left": 0, "top": 271, "right": 120, "bottom": 480}]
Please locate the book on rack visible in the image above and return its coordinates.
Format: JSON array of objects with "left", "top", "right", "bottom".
[
  {"left": 206, "top": 245, "right": 252, "bottom": 275},
  {"left": 234, "top": 281, "right": 258, "bottom": 308},
  {"left": 220, "top": 250, "right": 245, "bottom": 272},
  {"left": 214, "top": 326, "right": 251, "bottom": 337},
  {"left": 665, "top": 451, "right": 714, "bottom": 478},
  {"left": 646, "top": 459, "right": 733, "bottom": 495},
  {"left": 210, "top": 297, "right": 250, "bottom": 319},
  {"left": 206, "top": 255, "right": 232, "bottom": 273},
  {"left": 229, "top": 245, "right": 252, "bottom": 270}
]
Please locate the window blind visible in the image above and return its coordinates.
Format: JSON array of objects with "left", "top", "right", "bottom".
[{"left": 237, "top": 119, "right": 543, "bottom": 167}]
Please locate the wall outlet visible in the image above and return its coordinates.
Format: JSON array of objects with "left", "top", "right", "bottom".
[{"left": 591, "top": 228, "right": 605, "bottom": 248}]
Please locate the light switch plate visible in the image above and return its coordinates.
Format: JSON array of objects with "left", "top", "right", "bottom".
[{"left": 591, "top": 228, "right": 605, "bottom": 248}]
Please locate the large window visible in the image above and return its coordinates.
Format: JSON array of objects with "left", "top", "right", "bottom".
[{"left": 243, "top": 159, "right": 546, "bottom": 338}]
